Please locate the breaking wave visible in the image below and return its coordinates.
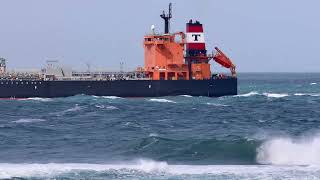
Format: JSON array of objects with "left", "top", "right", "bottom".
[
  {"left": 257, "top": 135, "right": 320, "bottom": 165},
  {"left": 130, "top": 136, "right": 258, "bottom": 164},
  {"left": 1, "top": 135, "right": 320, "bottom": 178},
  {"left": 1, "top": 160, "right": 320, "bottom": 179},
  {"left": 310, "top": 83, "right": 317, "bottom": 85},
  {"left": 0, "top": 160, "right": 168, "bottom": 179},
  {"left": 149, "top": 99, "right": 176, "bottom": 103}
]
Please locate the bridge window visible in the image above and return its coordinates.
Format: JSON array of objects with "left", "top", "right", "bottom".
[{"left": 175, "top": 35, "right": 182, "bottom": 43}]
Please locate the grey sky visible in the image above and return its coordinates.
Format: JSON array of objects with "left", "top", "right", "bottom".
[{"left": 0, "top": 0, "right": 319, "bottom": 72}]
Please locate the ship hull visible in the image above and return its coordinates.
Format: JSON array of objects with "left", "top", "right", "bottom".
[{"left": 0, "top": 79, "right": 237, "bottom": 98}]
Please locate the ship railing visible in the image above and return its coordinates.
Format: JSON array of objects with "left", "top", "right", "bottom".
[{"left": 211, "top": 74, "right": 237, "bottom": 80}]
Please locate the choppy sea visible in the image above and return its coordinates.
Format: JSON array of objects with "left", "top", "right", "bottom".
[{"left": 0, "top": 73, "right": 319, "bottom": 179}]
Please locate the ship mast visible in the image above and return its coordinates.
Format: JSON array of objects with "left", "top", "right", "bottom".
[{"left": 160, "top": 3, "right": 172, "bottom": 34}]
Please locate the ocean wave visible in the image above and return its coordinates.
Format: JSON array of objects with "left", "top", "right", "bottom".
[
  {"left": 51, "top": 104, "right": 84, "bottom": 116},
  {"left": 262, "top": 93, "right": 289, "bottom": 98},
  {"left": 92, "top": 95, "right": 123, "bottom": 99},
  {"left": 149, "top": 99, "right": 176, "bottom": 103},
  {"left": 0, "top": 161, "right": 320, "bottom": 179},
  {"left": 132, "top": 134, "right": 320, "bottom": 166},
  {"left": 131, "top": 136, "right": 258, "bottom": 164},
  {"left": 12, "top": 118, "right": 46, "bottom": 123},
  {"left": 95, "top": 105, "right": 119, "bottom": 110},
  {"left": 149, "top": 133, "right": 159, "bottom": 137},
  {"left": 294, "top": 93, "right": 320, "bottom": 97},
  {"left": 101, "top": 96, "right": 123, "bottom": 99},
  {"left": 257, "top": 135, "right": 320, "bottom": 165},
  {"left": 310, "top": 83, "right": 317, "bottom": 85},
  {"left": 236, "top": 92, "right": 289, "bottom": 98},
  {"left": 237, "top": 92, "right": 319, "bottom": 98},
  {"left": 180, "top": 95, "right": 193, "bottom": 98},
  {"left": 64, "top": 104, "right": 83, "bottom": 112},
  {"left": 0, "top": 160, "right": 168, "bottom": 179},
  {"left": 20, "top": 97, "right": 53, "bottom": 102},
  {"left": 206, "top": 102, "right": 229, "bottom": 107},
  {"left": 235, "top": 91, "right": 259, "bottom": 97}
]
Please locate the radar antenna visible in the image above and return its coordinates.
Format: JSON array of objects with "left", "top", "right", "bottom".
[{"left": 160, "top": 3, "right": 172, "bottom": 34}]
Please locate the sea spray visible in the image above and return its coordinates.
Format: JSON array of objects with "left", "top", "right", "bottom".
[{"left": 257, "top": 135, "right": 320, "bottom": 165}]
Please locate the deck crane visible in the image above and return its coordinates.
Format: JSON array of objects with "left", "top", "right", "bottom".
[{"left": 212, "top": 47, "right": 236, "bottom": 77}]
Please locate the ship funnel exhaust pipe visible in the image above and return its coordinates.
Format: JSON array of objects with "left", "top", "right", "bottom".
[{"left": 160, "top": 3, "right": 172, "bottom": 34}]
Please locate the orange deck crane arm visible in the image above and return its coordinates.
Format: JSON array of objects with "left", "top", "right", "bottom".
[{"left": 213, "top": 47, "right": 236, "bottom": 77}]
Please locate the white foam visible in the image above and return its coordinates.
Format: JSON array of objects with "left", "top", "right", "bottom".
[
  {"left": 0, "top": 160, "right": 168, "bottom": 178},
  {"left": 262, "top": 93, "right": 289, "bottom": 98},
  {"left": 95, "top": 105, "right": 119, "bottom": 110},
  {"left": 101, "top": 96, "right": 122, "bottom": 99},
  {"left": 294, "top": 93, "right": 320, "bottom": 97},
  {"left": 12, "top": 118, "right": 46, "bottom": 123},
  {"left": 310, "top": 83, "right": 317, "bottom": 85},
  {"left": 149, "top": 133, "right": 159, "bottom": 137},
  {"left": 21, "top": 97, "right": 52, "bottom": 102},
  {"left": 257, "top": 135, "right": 320, "bottom": 165},
  {"left": 294, "top": 93, "right": 305, "bottom": 96},
  {"left": 1, "top": 161, "right": 320, "bottom": 179},
  {"left": 206, "top": 103, "right": 229, "bottom": 107},
  {"left": 149, "top": 99, "right": 176, "bottom": 103},
  {"left": 52, "top": 104, "right": 83, "bottom": 116},
  {"left": 236, "top": 91, "right": 259, "bottom": 97},
  {"left": 95, "top": 104, "right": 104, "bottom": 108},
  {"left": 236, "top": 92, "right": 291, "bottom": 98},
  {"left": 64, "top": 104, "right": 82, "bottom": 112},
  {"left": 180, "top": 95, "right": 193, "bottom": 98}
]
